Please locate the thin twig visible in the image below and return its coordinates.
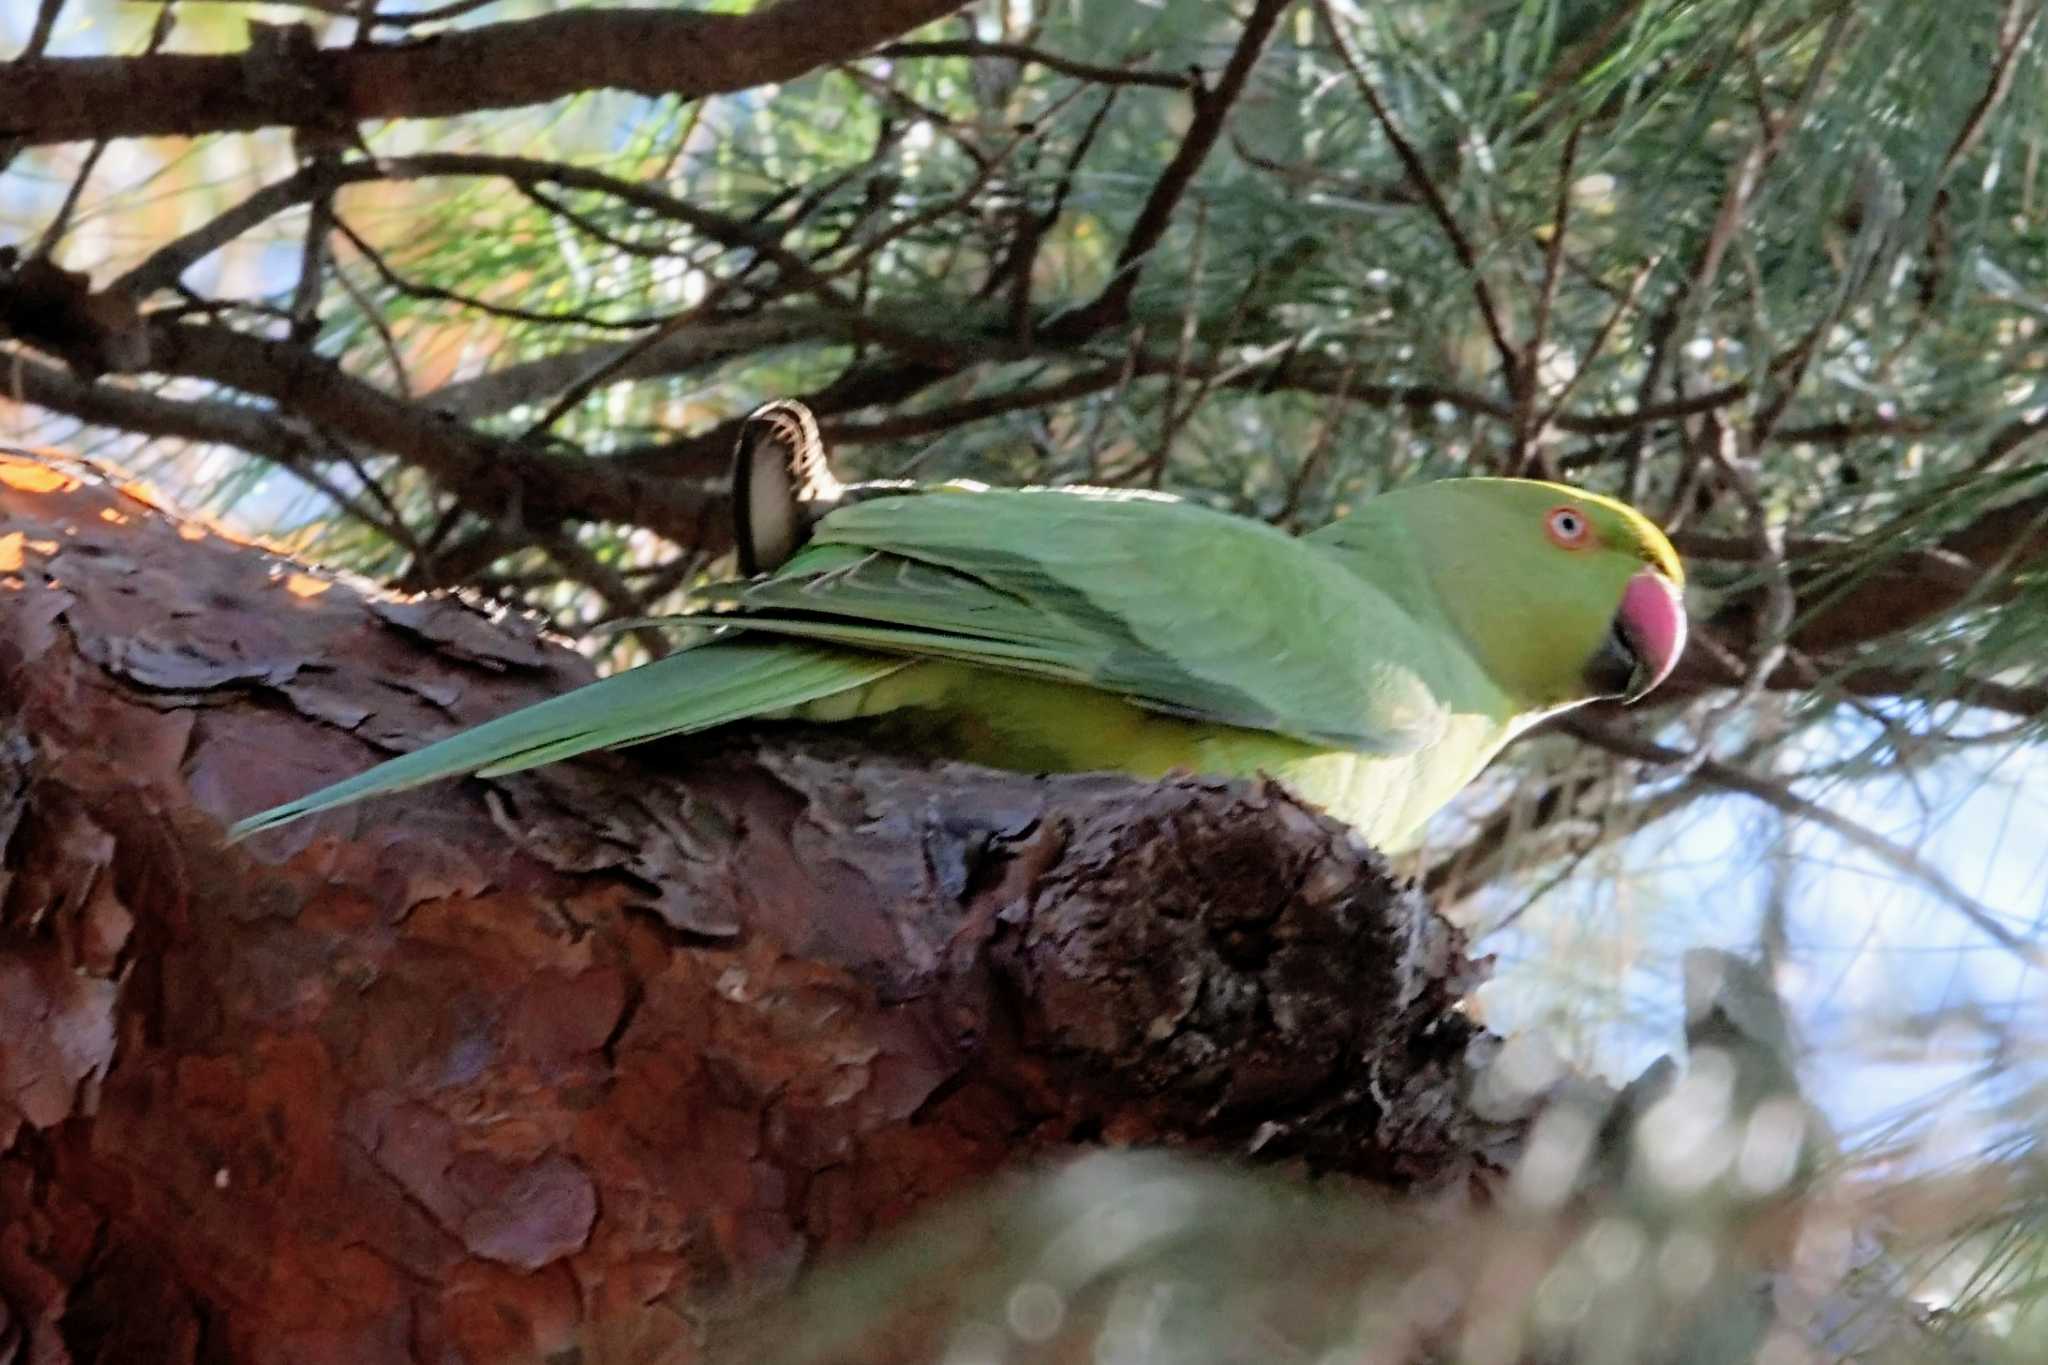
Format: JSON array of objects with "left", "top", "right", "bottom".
[
  {"left": 1046, "top": 0, "right": 1290, "bottom": 340},
  {"left": 1082, "top": 329, "right": 1146, "bottom": 481},
  {"left": 28, "top": 1, "right": 174, "bottom": 257},
  {"left": 330, "top": 215, "right": 678, "bottom": 332},
  {"left": 1665, "top": 417, "right": 1795, "bottom": 784},
  {"left": 1939, "top": 0, "right": 2042, "bottom": 182},
  {"left": 1110, "top": 275, "right": 1271, "bottom": 487},
  {"left": 1512, "top": 121, "right": 1583, "bottom": 473},
  {"left": 1747, "top": 297, "right": 1841, "bottom": 452},
  {"left": 819, "top": 108, "right": 1060, "bottom": 282},
  {"left": 515, "top": 182, "right": 692, "bottom": 260},
  {"left": 331, "top": 257, "right": 413, "bottom": 399},
  {"left": 989, "top": 89, "right": 1119, "bottom": 335},
  {"left": 834, "top": 64, "right": 994, "bottom": 173},
  {"left": 1523, "top": 0, "right": 1650, "bottom": 117},
  {"left": 1274, "top": 358, "right": 1360, "bottom": 529},
  {"left": 1533, "top": 254, "right": 1661, "bottom": 437},
  {"left": 828, "top": 365, "right": 1131, "bottom": 443},
  {"left": 313, "top": 428, "right": 428, "bottom": 564},
  {"left": 543, "top": 532, "right": 670, "bottom": 661},
  {"left": 361, "top": 0, "right": 499, "bottom": 28},
  {"left": 30, "top": 140, "right": 108, "bottom": 260},
  {"left": 21, "top": 0, "right": 67, "bottom": 60},
  {"left": 1149, "top": 201, "right": 1210, "bottom": 488},
  {"left": 877, "top": 39, "right": 1197, "bottom": 92},
  {"left": 774, "top": 123, "right": 913, "bottom": 256},
  {"left": 519, "top": 279, "right": 757, "bottom": 440},
  {"left": 397, "top": 519, "right": 527, "bottom": 594},
  {"left": 139, "top": 0, "right": 354, "bottom": 13},
  {"left": 282, "top": 438, "right": 417, "bottom": 553},
  {"left": 1316, "top": 0, "right": 1521, "bottom": 395},
  {"left": 1565, "top": 716, "right": 2043, "bottom": 961},
  {"left": 1228, "top": 132, "right": 1414, "bottom": 204},
  {"left": 1619, "top": 2, "right": 1854, "bottom": 498},
  {"left": 288, "top": 164, "right": 338, "bottom": 341},
  {"left": 117, "top": 152, "right": 801, "bottom": 300}
]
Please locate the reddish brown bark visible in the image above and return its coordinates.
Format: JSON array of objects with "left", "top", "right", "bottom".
[{"left": 0, "top": 450, "right": 1501, "bottom": 1364}]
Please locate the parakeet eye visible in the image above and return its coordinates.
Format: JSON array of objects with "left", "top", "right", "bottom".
[{"left": 1545, "top": 506, "right": 1592, "bottom": 549}]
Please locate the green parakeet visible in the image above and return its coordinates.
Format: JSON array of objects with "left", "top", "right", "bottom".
[{"left": 230, "top": 409, "right": 1685, "bottom": 851}]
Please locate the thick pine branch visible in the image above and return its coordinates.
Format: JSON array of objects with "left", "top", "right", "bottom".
[{"left": 0, "top": 448, "right": 1501, "bottom": 1363}]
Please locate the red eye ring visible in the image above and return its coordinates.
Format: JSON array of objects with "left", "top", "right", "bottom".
[{"left": 1545, "top": 505, "right": 1593, "bottom": 550}]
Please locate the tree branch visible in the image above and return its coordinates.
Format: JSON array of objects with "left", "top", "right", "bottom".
[
  {"left": 876, "top": 38, "right": 1199, "bottom": 92},
  {"left": 1939, "top": 0, "right": 2042, "bottom": 180},
  {"left": 1666, "top": 487, "right": 2048, "bottom": 686},
  {"left": 1562, "top": 716, "right": 2041, "bottom": 959},
  {"left": 424, "top": 313, "right": 845, "bottom": 419},
  {"left": 0, "top": 0, "right": 974, "bottom": 148},
  {"left": 1045, "top": 0, "right": 1289, "bottom": 340},
  {"left": 18, "top": 0, "right": 66, "bottom": 62},
  {"left": 150, "top": 321, "right": 726, "bottom": 543},
  {"left": 116, "top": 152, "right": 817, "bottom": 300},
  {"left": 3, "top": 344, "right": 320, "bottom": 464},
  {"left": 1316, "top": 0, "right": 1522, "bottom": 399}
]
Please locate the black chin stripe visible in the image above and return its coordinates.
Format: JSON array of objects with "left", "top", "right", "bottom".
[{"left": 1584, "top": 621, "right": 1639, "bottom": 699}]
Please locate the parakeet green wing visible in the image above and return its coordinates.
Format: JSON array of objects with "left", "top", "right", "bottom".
[{"left": 699, "top": 485, "right": 1455, "bottom": 753}]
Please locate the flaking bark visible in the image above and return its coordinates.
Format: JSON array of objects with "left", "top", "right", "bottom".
[{"left": 0, "top": 450, "right": 1506, "bottom": 1364}]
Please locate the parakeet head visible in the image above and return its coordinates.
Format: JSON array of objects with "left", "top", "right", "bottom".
[{"left": 1350, "top": 478, "right": 1687, "bottom": 712}]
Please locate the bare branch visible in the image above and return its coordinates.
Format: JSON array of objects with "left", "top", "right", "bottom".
[
  {"left": 1939, "top": 0, "right": 2043, "bottom": 180},
  {"left": 1512, "top": 121, "right": 1583, "bottom": 472},
  {"left": 149, "top": 321, "right": 725, "bottom": 543},
  {"left": 0, "top": 0, "right": 975, "bottom": 147},
  {"left": 28, "top": 138, "right": 105, "bottom": 260},
  {"left": 876, "top": 39, "right": 1199, "bottom": 92},
  {"left": 1316, "top": 0, "right": 1521, "bottom": 399},
  {"left": 827, "top": 366, "right": 1132, "bottom": 444},
  {"left": 1665, "top": 482, "right": 2048, "bottom": 685},
  {"left": 1660, "top": 418, "right": 1795, "bottom": 785},
  {"left": 1047, "top": 0, "right": 1290, "bottom": 339},
  {"left": 19, "top": 0, "right": 66, "bottom": 62},
  {"left": 1565, "top": 716, "right": 2044, "bottom": 961},
  {"left": 2, "top": 343, "right": 320, "bottom": 463},
  {"left": 425, "top": 313, "right": 844, "bottom": 419},
  {"left": 330, "top": 215, "right": 674, "bottom": 332}
]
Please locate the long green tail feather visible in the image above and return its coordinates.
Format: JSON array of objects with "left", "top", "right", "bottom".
[{"left": 226, "top": 641, "right": 904, "bottom": 841}]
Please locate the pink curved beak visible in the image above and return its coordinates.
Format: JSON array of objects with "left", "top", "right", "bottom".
[{"left": 1615, "top": 571, "right": 1687, "bottom": 702}]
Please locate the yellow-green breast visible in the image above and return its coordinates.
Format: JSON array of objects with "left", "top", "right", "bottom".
[{"left": 794, "top": 660, "right": 1514, "bottom": 851}]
